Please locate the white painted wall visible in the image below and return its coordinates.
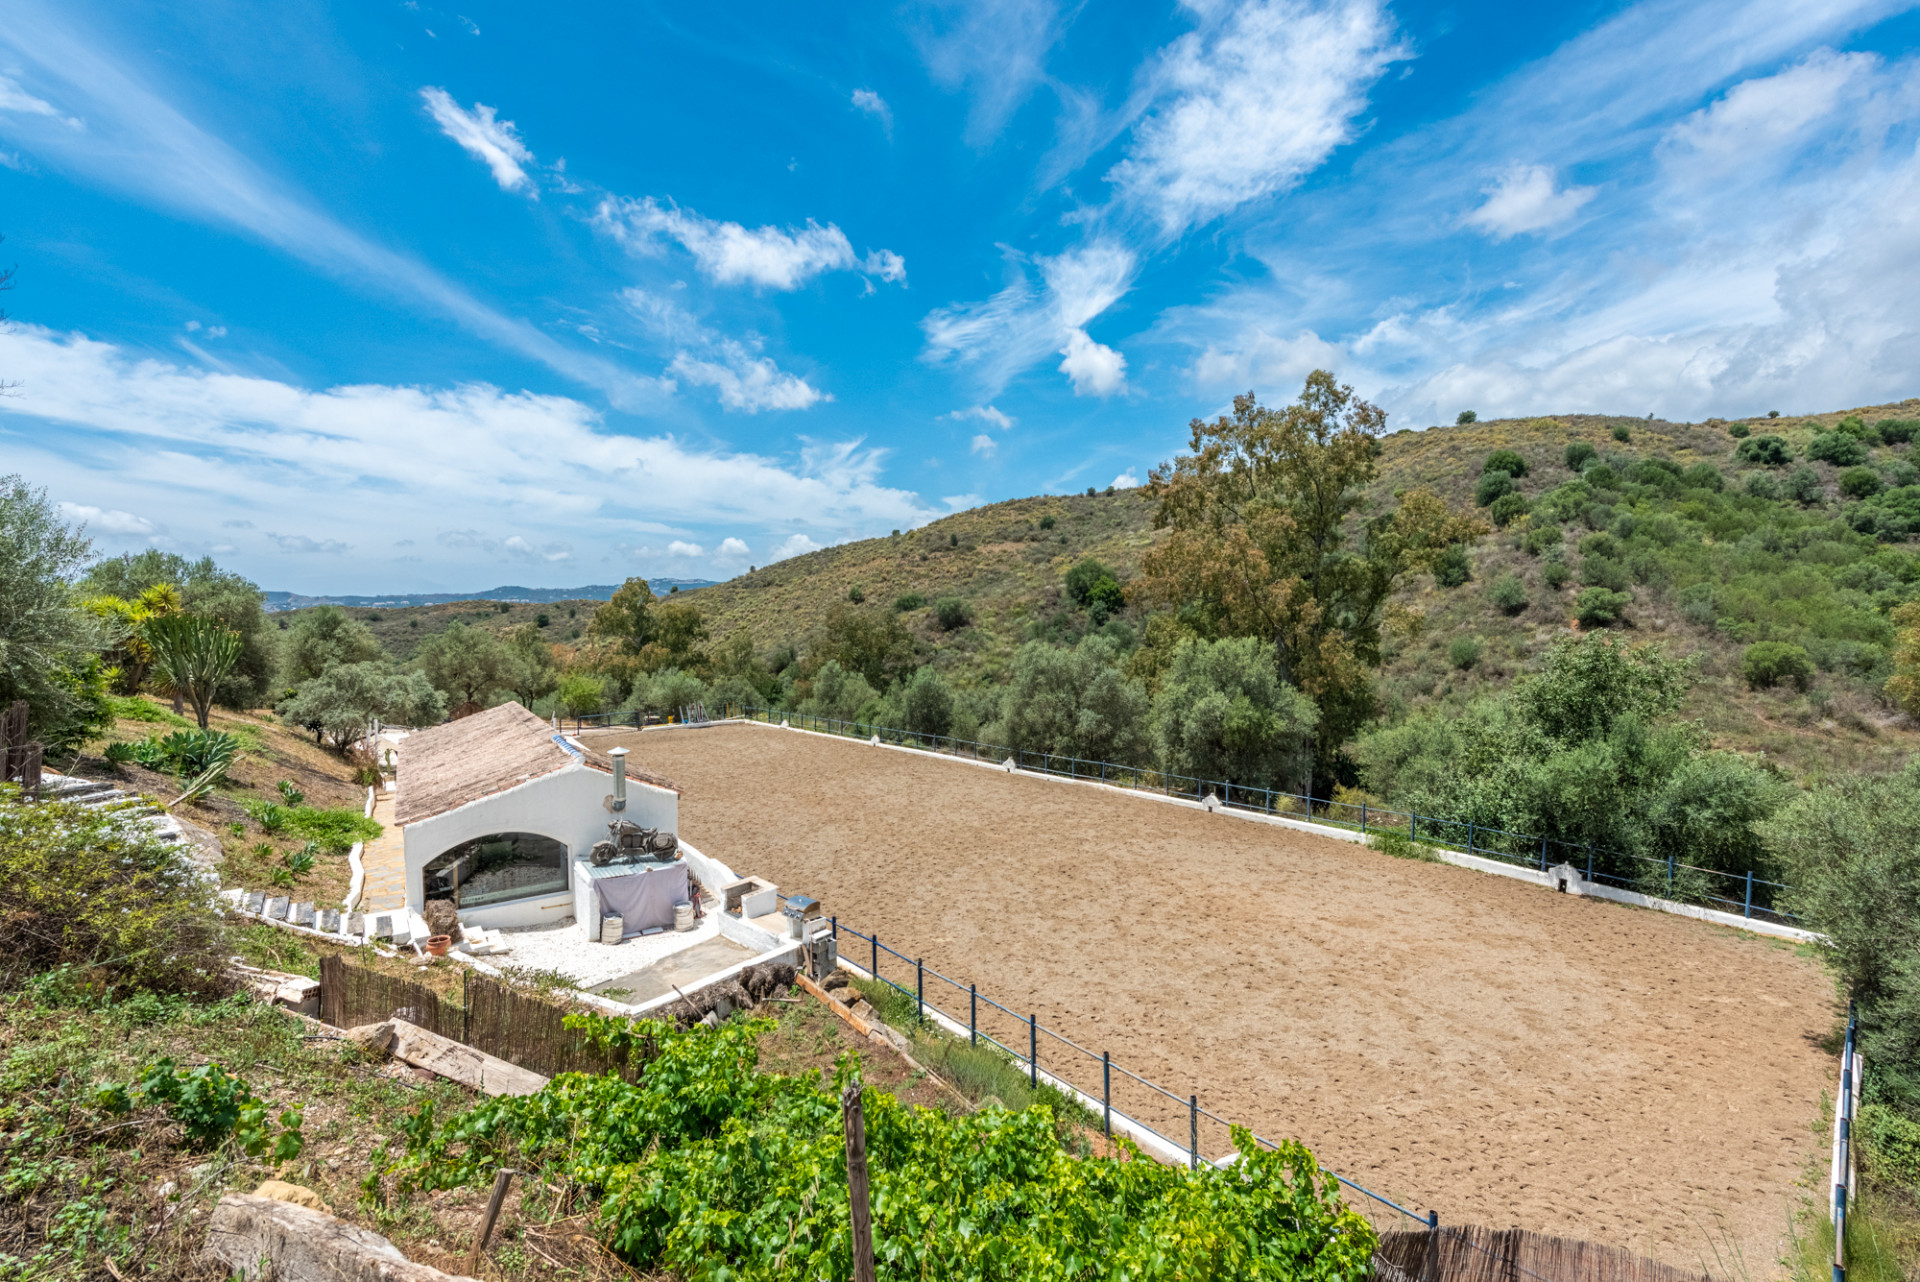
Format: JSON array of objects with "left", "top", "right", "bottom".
[{"left": 400, "top": 762, "right": 678, "bottom": 923}]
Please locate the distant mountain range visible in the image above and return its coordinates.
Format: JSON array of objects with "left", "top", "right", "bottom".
[{"left": 262, "top": 580, "right": 717, "bottom": 612}]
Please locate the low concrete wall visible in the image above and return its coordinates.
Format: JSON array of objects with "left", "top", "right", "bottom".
[{"left": 747, "top": 720, "right": 1823, "bottom": 945}]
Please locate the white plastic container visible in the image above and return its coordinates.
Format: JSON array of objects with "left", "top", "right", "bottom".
[
  {"left": 600, "top": 915, "right": 624, "bottom": 945},
  {"left": 673, "top": 903, "right": 695, "bottom": 932}
]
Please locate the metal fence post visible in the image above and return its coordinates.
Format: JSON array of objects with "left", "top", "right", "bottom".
[
  {"left": 1540, "top": 834, "right": 1548, "bottom": 870},
  {"left": 1586, "top": 844, "right": 1594, "bottom": 882},
  {"left": 969, "top": 983, "right": 977, "bottom": 1045},
  {"left": 1189, "top": 1095, "right": 1199, "bottom": 1170},
  {"left": 1102, "top": 1051, "right": 1111, "bottom": 1137},
  {"left": 1029, "top": 1014, "right": 1038, "bottom": 1087},
  {"left": 1745, "top": 870, "right": 1754, "bottom": 919},
  {"left": 916, "top": 957, "right": 924, "bottom": 1023},
  {"left": 832, "top": 916, "right": 838, "bottom": 941},
  {"left": 1410, "top": 813, "right": 1417, "bottom": 843},
  {"left": 871, "top": 933, "right": 878, "bottom": 981},
  {"left": 1361, "top": 802, "right": 1367, "bottom": 835},
  {"left": 1467, "top": 821, "right": 1475, "bottom": 855},
  {"left": 1667, "top": 855, "right": 1675, "bottom": 898}
]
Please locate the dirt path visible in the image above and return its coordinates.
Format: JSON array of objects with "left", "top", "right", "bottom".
[{"left": 604, "top": 723, "right": 1835, "bottom": 1272}]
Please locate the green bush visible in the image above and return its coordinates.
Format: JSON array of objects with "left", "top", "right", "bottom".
[
  {"left": 1582, "top": 463, "right": 1620, "bottom": 489},
  {"left": 240, "top": 800, "right": 380, "bottom": 852},
  {"left": 1432, "top": 544, "right": 1472, "bottom": 588},
  {"left": 1742, "top": 641, "right": 1815, "bottom": 690},
  {"left": 901, "top": 666, "right": 955, "bottom": 740},
  {"left": 1574, "top": 587, "right": 1631, "bottom": 628},
  {"left": 1488, "top": 573, "right": 1529, "bottom": 615},
  {"left": 1736, "top": 435, "right": 1792, "bottom": 466},
  {"left": 1542, "top": 558, "right": 1571, "bottom": 590},
  {"left": 98, "top": 1057, "right": 303, "bottom": 1159},
  {"left": 1840, "top": 468, "right": 1883, "bottom": 499},
  {"left": 847, "top": 583, "right": 865, "bottom": 604},
  {"left": 1520, "top": 523, "right": 1563, "bottom": 556},
  {"left": 934, "top": 596, "right": 973, "bottom": 630},
  {"left": 892, "top": 592, "right": 925, "bottom": 612},
  {"left": 1474, "top": 471, "right": 1516, "bottom": 507},
  {"left": 380, "top": 1014, "right": 1378, "bottom": 1282},
  {"left": 1612, "top": 424, "right": 1632, "bottom": 442},
  {"left": 1858, "top": 1104, "right": 1920, "bottom": 1191},
  {"left": 1487, "top": 492, "right": 1531, "bottom": 527},
  {"left": 1728, "top": 422, "right": 1751, "bottom": 438},
  {"left": 0, "top": 786, "right": 227, "bottom": 995},
  {"left": 1744, "top": 470, "right": 1781, "bottom": 499},
  {"left": 1038, "top": 515, "right": 1056, "bottom": 530},
  {"left": 1483, "top": 449, "right": 1528, "bottom": 478},
  {"left": 1878, "top": 418, "right": 1919, "bottom": 444},
  {"left": 1457, "top": 410, "right": 1477, "bottom": 424},
  {"left": 1681, "top": 463, "right": 1724, "bottom": 491},
  {"left": 1564, "top": 442, "right": 1598, "bottom": 470},
  {"left": 1807, "top": 431, "right": 1870, "bottom": 467},
  {"left": 1064, "top": 559, "right": 1126, "bottom": 619},
  {"left": 1448, "top": 637, "right": 1484, "bottom": 670},
  {"left": 1368, "top": 828, "right": 1435, "bottom": 861},
  {"left": 1786, "top": 466, "right": 1825, "bottom": 505},
  {"left": 1580, "top": 556, "right": 1631, "bottom": 591}
]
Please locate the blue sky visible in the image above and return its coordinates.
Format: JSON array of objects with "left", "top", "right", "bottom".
[{"left": 3, "top": 0, "right": 1918, "bottom": 593}]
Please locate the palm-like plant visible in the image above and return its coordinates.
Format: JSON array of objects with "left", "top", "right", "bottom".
[{"left": 143, "top": 615, "right": 242, "bottom": 730}]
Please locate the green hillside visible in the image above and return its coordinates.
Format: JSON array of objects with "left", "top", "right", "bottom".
[{"left": 301, "top": 396, "right": 1920, "bottom": 782}]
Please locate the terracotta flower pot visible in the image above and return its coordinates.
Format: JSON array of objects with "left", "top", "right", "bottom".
[{"left": 424, "top": 934, "right": 452, "bottom": 957}]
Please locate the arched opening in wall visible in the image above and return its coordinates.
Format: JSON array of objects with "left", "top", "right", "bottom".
[{"left": 423, "top": 832, "right": 568, "bottom": 909}]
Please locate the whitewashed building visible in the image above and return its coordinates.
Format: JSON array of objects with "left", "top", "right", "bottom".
[{"left": 394, "top": 702, "right": 680, "bottom": 929}]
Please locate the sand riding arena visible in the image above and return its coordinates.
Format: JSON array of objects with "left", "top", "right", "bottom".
[{"left": 595, "top": 721, "right": 1834, "bottom": 1271}]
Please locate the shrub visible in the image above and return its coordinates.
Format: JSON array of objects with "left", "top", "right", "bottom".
[
  {"left": 1432, "top": 544, "right": 1472, "bottom": 587},
  {"left": 1728, "top": 422, "right": 1751, "bottom": 438},
  {"left": 892, "top": 592, "right": 925, "bottom": 612},
  {"left": 934, "top": 596, "right": 973, "bottom": 630},
  {"left": 1807, "top": 431, "right": 1870, "bottom": 467},
  {"left": 1582, "top": 463, "right": 1620, "bottom": 489},
  {"left": 1064, "top": 559, "right": 1125, "bottom": 619},
  {"left": 1487, "top": 492, "right": 1531, "bottom": 527},
  {"left": 98, "top": 1058, "right": 302, "bottom": 1158},
  {"left": 1681, "top": 462, "right": 1724, "bottom": 491},
  {"left": 1488, "top": 573, "right": 1529, "bottom": 615},
  {"left": 1735, "top": 435, "right": 1791, "bottom": 466},
  {"left": 949, "top": 532, "right": 959, "bottom": 547},
  {"left": 1574, "top": 587, "right": 1631, "bottom": 628},
  {"left": 1457, "top": 410, "right": 1477, "bottom": 424},
  {"left": 901, "top": 666, "right": 955, "bottom": 740},
  {"left": 1152, "top": 636, "right": 1318, "bottom": 789},
  {"left": 1473, "top": 470, "right": 1516, "bottom": 507},
  {"left": 276, "top": 779, "right": 304, "bottom": 806},
  {"left": 1448, "top": 637, "right": 1484, "bottom": 670},
  {"left": 1839, "top": 467, "right": 1883, "bottom": 499},
  {"left": 846, "top": 583, "right": 865, "bottom": 604},
  {"left": 1564, "top": 442, "right": 1598, "bottom": 470},
  {"left": 1580, "top": 556, "right": 1630, "bottom": 591},
  {"left": 240, "top": 799, "right": 380, "bottom": 852},
  {"left": 1744, "top": 471, "right": 1781, "bottom": 499},
  {"left": 0, "top": 786, "right": 227, "bottom": 994},
  {"left": 1878, "top": 418, "right": 1919, "bottom": 444},
  {"left": 1483, "top": 449, "right": 1528, "bottom": 478},
  {"left": 1786, "top": 466, "right": 1825, "bottom": 505},
  {"left": 1835, "top": 414, "right": 1880, "bottom": 443},
  {"left": 1542, "top": 558, "right": 1571, "bottom": 590},
  {"left": 1742, "top": 641, "right": 1815, "bottom": 690},
  {"left": 535, "top": 612, "right": 550, "bottom": 627},
  {"left": 1369, "top": 828, "right": 1436, "bottom": 861},
  {"left": 1612, "top": 424, "right": 1632, "bottom": 442},
  {"left": 556, "top": 671, "right": 607, "bottom": 717},
  {"left": 1038, "top": 515, "right": 1056, "bottom": 530},
  {"left": 1520, "top": 523, "right": 1563, "bottom": 556}
]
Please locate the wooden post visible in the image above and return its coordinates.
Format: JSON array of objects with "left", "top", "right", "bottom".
[
  {"left": 843, "top": 1084, "right": 877, "bottom": 1282},
  {"left": 467, "top": 1167, "right": 515, "bottom": 1276}
]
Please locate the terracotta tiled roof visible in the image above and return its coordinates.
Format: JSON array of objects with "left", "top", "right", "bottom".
[{"left": 394, "top": 701, "right": 679, "bottom": 825}]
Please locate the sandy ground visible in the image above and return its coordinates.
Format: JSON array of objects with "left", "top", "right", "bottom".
[{"left": 600, "top": 723, "right": 1836, "bottom": 1273}]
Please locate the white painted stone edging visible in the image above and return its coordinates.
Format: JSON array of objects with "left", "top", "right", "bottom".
[
  {"left": 749, "top": 719, "right": 1823, "bottom": 945},
  {"left": 343, "top": 785, "right": 375, "bottom": 912}
]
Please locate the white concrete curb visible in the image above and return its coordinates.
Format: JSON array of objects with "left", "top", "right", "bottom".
[{"left": 342, "top": 785, "right": 375, "bottom": 912}]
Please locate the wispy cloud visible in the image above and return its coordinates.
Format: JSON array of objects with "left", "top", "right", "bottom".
[
  {"left": 0, "top": 73, "right": 79, "bottom": 127},
  {"left": 910, "top": 0, "right": 1062, "bottom": 145},
  {"left": 0, "top": 324, "right": 930, "bottom": 586},
  {"left": 0, "top": 5, "right": 662, "bottom": 409},
  {"left": 623, "top": 288, "right": 828, "bottom": 413},
  {"left": 419, "top": 87, "right": 535, "bottom": 193},
  {"left": 717, "top": 536, "right": 750, "bottom": 557},
  {"left": 595, "top": 197, "right": 905, "bottom": 290},
  {"left": 851, "top": 88, "right": 893, "bottom": 136},
  {"left": 56, "top": 501, "right": 155, "bottom": 536},
  {"left": 922, "top": 241, "right": 1135, "bottom": 396},
  {"left": 667, "top": 540, "right": 704, "bottom": 557},
  {"left": 970, "top": 433, "right": 997, "bottom": 456},
  {"left": 1108, "top": 0, "right": 1406, "bottom": 234},
  {"left": 945, "top": 404, "right": 1015, "bottom": 429},
  {"left": 270, "top": 532, "right": 351, "bottom": 554},
  {"left": 1463, "top": 164, "right": 1596, "bottom": 239}
]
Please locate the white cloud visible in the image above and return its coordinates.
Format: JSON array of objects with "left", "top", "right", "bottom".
[
  {"left": 667, "top": 540, "right": 705, "bottom": 557},
  {"left": 773, "top": 533, "right": 822, "bottom": 561},
  {"left": 921, "top": 241, "right": 1135, "bottom": 395},
  {"left": 1111, "top": 470, "right": 1140, "bottom": 488},
  {"left": 502, "top": 534, "right": 572, "bottom": 562},
  {"left": 851, "top": 88, "right": 893, "bottom": 135},
  {"left": 1109, "top": 0, "right": 1406, "bottom": 233},
  {"left": 56, "top": 501, "right": 155, "bottom": 536},
  {"left": 970, "top": 433, "right": 997, "bottom": 456},
  {"left": 595, "top": 197, "right": 905, "bottom": 290},
  {"left": 717, "top": 536, "right": 750, "bottom": 557},
  {"left": 1464, "top": 164, "right": 1597, "bottom": 239},
  {"left": 269, "top": 532, "right": 351, "bottom": 554},
  {"left": 0, "top": 324, "right": 930, "bottom": 587},
  {"left": 946, "top": 404, "right": 1015, "bottom": 429},
  {"left": 0, "top": 73, "right": 78, "bottom": 127},
  {"left": 910, "top": 0, "right": 1061, "bottom": 145},
  {"left": 1660, "top": 48, "right": 1878, "bottom": 184},
  {"left": 669, "top": 342, "right": 828, "bottom": 413},
  {"left": 1058, "top": 329, "right": 1127, "bottom": 396},
  {"left": 419, "top": 87, "right": 535, "bottom": 193}
]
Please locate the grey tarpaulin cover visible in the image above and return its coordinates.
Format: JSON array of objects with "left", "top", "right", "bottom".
[{"left": 593, "top": 863, "right": 691, "bottom": 935}]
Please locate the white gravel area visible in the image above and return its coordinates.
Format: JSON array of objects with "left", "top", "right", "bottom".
[{"left": 494, "top": 913, "right": 723, "bottom": 987}]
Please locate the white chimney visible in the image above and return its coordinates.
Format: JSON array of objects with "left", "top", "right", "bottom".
[{"left": 608, "top": 746, "right": 628, "bottom": 811}]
